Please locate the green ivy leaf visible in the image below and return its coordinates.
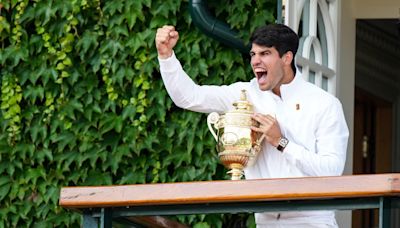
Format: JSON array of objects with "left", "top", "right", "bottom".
[
  {"left": 103, "top": 1, "right": 124, "bottom": 15},
  {"left": 25, "top": 167, "right": 46, "bottom": 185},
  {"left": 193, "top": 222, "right": 211, "bottom": 228},
  {"left": 51, "top": 132, "right": 76, "bottom": 152},
  {"left": 0, "top": 182, "right": 11, "bottom": 202}
]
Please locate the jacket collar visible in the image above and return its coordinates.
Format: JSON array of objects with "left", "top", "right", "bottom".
[{"left": 279, "top": 72, "right": 304, "bottom": 101}]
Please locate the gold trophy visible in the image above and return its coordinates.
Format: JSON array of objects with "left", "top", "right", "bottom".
[{"left": 207, "top": 90, "right": 264, "bottom": 180}]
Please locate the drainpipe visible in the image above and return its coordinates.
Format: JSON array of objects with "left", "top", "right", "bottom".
[
  {"left": 188, "top": 0, "right": 250, "bottom": 54},
  {"left": 189, "top": 0, "right": 283, "bottom": 53},
  {"left": 276, "top": 0, "right": 283, "bottom": 24}
]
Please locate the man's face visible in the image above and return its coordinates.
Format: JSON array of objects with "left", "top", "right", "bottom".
[{"left": 250, "top": 44, "right": 285, "bottom": 91}]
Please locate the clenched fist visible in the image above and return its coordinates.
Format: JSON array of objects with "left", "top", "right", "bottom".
[{"left": 155, "top": 25, "right": 179, "bottom": 59}]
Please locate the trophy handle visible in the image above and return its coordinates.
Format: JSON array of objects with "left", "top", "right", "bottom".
[{"left": 207, "top": 112, "right": 220, "bottom": 142}]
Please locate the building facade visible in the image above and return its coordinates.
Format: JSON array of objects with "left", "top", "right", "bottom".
[{"left": 284, "top": 0, "right": 400, "bottom": 227}]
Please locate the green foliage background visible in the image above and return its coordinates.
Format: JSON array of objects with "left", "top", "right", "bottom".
[{"left": 0, "top": 0, "right": 276, "bottom": 227}]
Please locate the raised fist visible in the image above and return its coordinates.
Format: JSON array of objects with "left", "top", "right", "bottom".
[{"left": 155, "top": 25, "right": 179, "bottom": 59}]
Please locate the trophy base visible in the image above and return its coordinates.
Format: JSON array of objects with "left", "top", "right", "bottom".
[{"left": 227, "top": 164, "right": 244, "bottom": 180}]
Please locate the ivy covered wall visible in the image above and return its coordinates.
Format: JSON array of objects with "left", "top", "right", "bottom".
[{"left": 0, "top": 0, "right": 276, "bottom": 227}]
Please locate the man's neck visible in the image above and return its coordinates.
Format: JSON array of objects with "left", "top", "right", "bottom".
[{"left": 272, "top": 70, "right": 295, "bottom": 97}]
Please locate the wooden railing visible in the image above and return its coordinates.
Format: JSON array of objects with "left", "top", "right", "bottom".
[{"left": 59, "top": 173, "right": 400, "bottom": 228}]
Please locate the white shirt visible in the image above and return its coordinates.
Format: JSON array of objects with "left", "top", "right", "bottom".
[{"left": 159, "top": 53, "right": 349, "bottom": 226}]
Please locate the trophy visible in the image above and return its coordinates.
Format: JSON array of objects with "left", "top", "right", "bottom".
[{"left": 207, "top": 90, "right": 264, "bottom": 180}]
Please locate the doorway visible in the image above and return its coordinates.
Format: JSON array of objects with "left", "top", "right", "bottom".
[{"left": 352, "top": 87, "right": 393, "bottom": 228}]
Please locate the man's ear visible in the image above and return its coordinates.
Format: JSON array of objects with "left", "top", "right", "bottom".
[{"left": 282, "top": 51, "right": 294, "bottom": 65}]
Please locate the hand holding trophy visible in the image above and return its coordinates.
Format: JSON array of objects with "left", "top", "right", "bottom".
[{"left": 207, "top": 90, "right": 264, "bottom": 180}]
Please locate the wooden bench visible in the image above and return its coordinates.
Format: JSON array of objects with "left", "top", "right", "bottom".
[{"left": 59, "top": 173, "right": 400, "bottom": 227}]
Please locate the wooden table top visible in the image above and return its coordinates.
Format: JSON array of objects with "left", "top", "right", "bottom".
[{"left": 59, "top": 173, "right": 400, "bottom": 208}]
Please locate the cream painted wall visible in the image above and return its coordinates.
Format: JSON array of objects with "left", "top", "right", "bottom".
[
  {"left": 336, "top": 0, "right": 356, "bottom": 227},
  {"left": 338, "top": 0, "right": 356, "bottom": 176},
  {"left": 353, "top": 0, "right": 400, "bottom": 18}
]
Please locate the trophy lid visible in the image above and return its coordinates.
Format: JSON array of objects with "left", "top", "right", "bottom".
[{"left": 232, "top": 90, "right": 253, "bottom": 112}]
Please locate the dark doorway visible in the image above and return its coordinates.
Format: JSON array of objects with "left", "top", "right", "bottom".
[{"left": 352, "top": 87, "right": 393, "bottom": 228}]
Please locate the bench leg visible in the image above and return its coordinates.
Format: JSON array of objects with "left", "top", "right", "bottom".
[
  {"left": 379, "top": 197, "right": 391, "bottom": 228},
  {"left": 83, "top": 211, "right": 98, "bottom": 228},
  {"left": 100, "top": 208, "right": 113, "bottom": 228},
  {"left": 82, "top": 208, "right": 113, "bottom": 228}
]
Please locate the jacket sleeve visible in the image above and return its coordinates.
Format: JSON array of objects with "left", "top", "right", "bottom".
[{"left": 158, "top": 52, "right": 247, "bottom": 113}]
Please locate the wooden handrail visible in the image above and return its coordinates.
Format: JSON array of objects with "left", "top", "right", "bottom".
[{"left": 59, "top": 173, "right": 400, "bottom": 208}]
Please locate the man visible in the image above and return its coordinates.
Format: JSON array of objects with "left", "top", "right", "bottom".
[{"left": 155, "top": 24, "right": 349, "bottom": 228}]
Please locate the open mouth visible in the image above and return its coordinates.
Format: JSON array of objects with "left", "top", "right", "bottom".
[
  {"left": 256, "top": 71, "right": 267, "bottom": 78},
  {"left": 255, "top": 70, "right": 268, "bottom": 83}
]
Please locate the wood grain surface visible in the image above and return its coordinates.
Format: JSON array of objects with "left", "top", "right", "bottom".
[{"left": 59, "top": 173, "right": 400, "bottom": 208}]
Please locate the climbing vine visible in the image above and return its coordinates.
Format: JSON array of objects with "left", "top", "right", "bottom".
[
  {"left": 0, "top": 73, "right": 22, "bottom": 145},
  {"left": 0, "top": 0, "right": 276, "bottom": 227}
]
